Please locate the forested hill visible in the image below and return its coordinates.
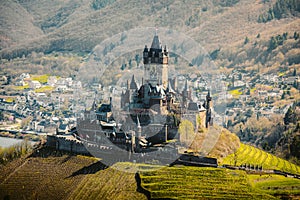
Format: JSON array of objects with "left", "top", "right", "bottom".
[{"left": 0, "top": 0, "right": 299, "bottom": 60}]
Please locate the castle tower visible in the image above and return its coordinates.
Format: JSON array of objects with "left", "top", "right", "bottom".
[
  {"left": 182, "top": 79, "right": 191, "bottom": 108},
  {"left": 143, "top": 32, "right": 168, "bottom": 88}
]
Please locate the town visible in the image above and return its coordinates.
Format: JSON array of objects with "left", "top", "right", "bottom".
[{"left": 0, "top": 57, "right": 298, "bottom": 144}]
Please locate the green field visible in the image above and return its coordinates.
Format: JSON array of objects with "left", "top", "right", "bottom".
[
  {"left": 249, "top": 174, "right": 300, "bottom": 197},
  {"left": 140, "top": 166, "right": 275, "bottom": 199},
  {"left": 221, "top": 143, "right": 300, "bottom": 175}
]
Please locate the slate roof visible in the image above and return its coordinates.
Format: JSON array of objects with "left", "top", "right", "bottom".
[
  {"left": 130, "top": 75, "right": 138, "bottom": 90},
  {"left": 150, "top": 35, "right": 161, "bottom": 50}
]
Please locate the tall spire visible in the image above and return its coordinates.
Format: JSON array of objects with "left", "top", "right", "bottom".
[
  {"left": 91, "top": 92, "right": 97, "bottom": 111},
  {"left": 184, "top": 78, "right": 189, "bottom": 91},
  {"left": 206, "top": 89, "right": 211, "bottom": 101},
  {"left": 167, "top": 80, "right": 175, "bottom": 93},
  {"left": 137, "top": 116, "right": 141, "bottom": 129},
  {"left": 151, "top": 34, "right": 161, "bottom": 50},
  {"left": 137, "top": 116, "right": 142, "bottom": 139},
  {"left": 130, "top": 75, "right": 138, "bottom": 90},
  {"left": 91, "top": 99, "right": 96, "bottom": 111}
]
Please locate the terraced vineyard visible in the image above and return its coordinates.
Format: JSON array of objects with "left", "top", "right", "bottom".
[
  {"left": 248, "top": 174, "right": 300, "bottom": 197},
  {"left": 1, "top": 153, "right": 300, "bottom": 199},
  {"left": 140, "top": 166, "right": 275, "bottom": 199},
  {"left": 68, "top": 164, "right": 147, "bottom": 200},
  {"left": 221, "top": 143, "right": 300, "bottom": 175},
  {"left": 0, "top": 155, "right": 98, "bottom": 200}
]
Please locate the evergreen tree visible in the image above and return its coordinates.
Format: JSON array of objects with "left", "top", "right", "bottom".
[
  {"left": 128, "top": 59, "right": 132, "bottom": 69},
  {"left": 258, "top": 14, "right": 266, "bottom": 23},
  {"left": 244, "top": 36, "right": 250, "bottom": 44},
  {"left": 294, "top": 32, "right": 300, "bottom": 40},
  {"left": 267, "top": 8, "right": 275, "bottom": 20},
  {"left": 135, "top": 54, "right": 140, "bottom": 65},
  {"left": 283, "top": 32, "right": 288, "bottom": 40},
  {"left": 0, "top": 111, "right": 3, "bottom": 121},
  {"left": 258, "top": 0, "right": 300, "bottom": 22},
  {"left": 268, "top": 36, "right": 278, "bottom": 51},
  {"left": 284, "top": 106, "right": 294, "bottom": 125},
  {"left": 281, "top": 91, "right": 286, "bottom": 99},
  {"left": 293, "top": 80, "right": 298, "bottom": 89}
]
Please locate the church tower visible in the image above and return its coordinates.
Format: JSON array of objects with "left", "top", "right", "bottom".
[{"left": 143, "top": 32, "right": 169, "bottom": 88}]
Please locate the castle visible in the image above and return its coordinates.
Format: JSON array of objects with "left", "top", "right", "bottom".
[
  {"left": 119, "top": 32, "right": 213, "bottom": 143},
  {"left": 75, "top": 32, "right": 213, "bottom": 155}
]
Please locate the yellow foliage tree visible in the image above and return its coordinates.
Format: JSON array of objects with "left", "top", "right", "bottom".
[{"left": 178, "top": 119, "right": 195, "bottom": 148}]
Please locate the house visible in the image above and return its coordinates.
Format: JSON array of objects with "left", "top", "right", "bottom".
[
  {"left": 56, "top": 85, "right": 68, "bottom": 92},
  {"left": 57, "top": 123, "right": 70, "bottom": 134},
  {"left": 29, "top": 80, "right": 41, "bottom": 89},
  {"left": 15, "top": 78, "right": 26, "bottom": 86},
  {"left": 36, "top": 121, "right": 46, "bottom": 132},
  {"left": 284, "top": 76, "right": 299, "bottom": 85},
  {"left": 233, "top": 80, "right": 246, "bottom": 88},
  {"left": 257, "top": 90, "right": 268, "bottom": 97},
  {"left": 20, "top": 73, "right": 30, "bottom": 79},
  {"left": 56, "top": 78, "right": 66, "bottom": 86},
  {"left": 47, "top": 76, "right": 57, "bottom": 86},
  {"left": 65, "top": 78, "right": 73, "bottom": 87},
  {"left": 0, "top": 102, "right": 17, "bottom": 112}
]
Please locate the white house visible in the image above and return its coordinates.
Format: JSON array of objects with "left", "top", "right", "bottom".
[
  {"left": 20, "top": 73, "right": 30, "bottom": 79},
  {"left": 47, "top": 76, "right": 58, "bottom": 86},
  {"left": 29, "top": 80, "right": 41, "bottom": 89},
  {"left": 15, "top": 78, "right": 26, "bottom": 86}
]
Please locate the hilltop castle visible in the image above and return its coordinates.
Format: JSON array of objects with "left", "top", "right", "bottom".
[
  {"left": 120, "top": 32, "right": 213, "bottom": 142},
  {"left": 76, "top": 32, "right": 213, "bottom": 154}
]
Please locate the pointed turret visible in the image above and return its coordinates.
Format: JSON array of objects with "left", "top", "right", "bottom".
[
  {"left": 182, "top": 78, "right": 191, "bottom": 108},
  {"left": 206, "top": 89, "right": 212, "bottom": 109},
  {"left": 137, "top": 116, "right": 141, "bottom": 129},
  {"left": 150, "top": 35, "right": 161, "bottom": 50},
  {"left": 136, "top": 116, "right": 142, "bottom": 150},
  {"left": 91, "top": 99, "right": 97, "bottom": 111},
  {"left": 167, "top": 80, "right": 175, "bottom": 93},
  {"left": 164, "top": 44, "right": 168, "bottom": 56},
  {"left": 130, "top": 75, "right": 138, "bottom": 90},
  {"left": 184, "top": 78, "right": 189, "bottom": 91}
]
